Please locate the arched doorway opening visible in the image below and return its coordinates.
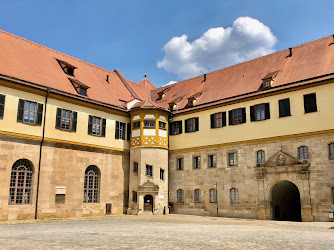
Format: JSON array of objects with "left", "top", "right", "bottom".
[
  {"left": 144, "top": 195, "right": 153, "bottom": 212},
  {"left": 272, "top": 180, "right": 301, "bottom": 222}
]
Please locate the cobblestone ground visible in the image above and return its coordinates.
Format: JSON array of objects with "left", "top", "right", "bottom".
[{"left": 0, "top": 214, "right": 333, "bottom": 249}]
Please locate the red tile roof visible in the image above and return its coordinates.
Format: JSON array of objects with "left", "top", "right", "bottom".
[
  {"left": 131, "top": 99, "right": 167, "bottom": 111},
  {"left": 153, "top": 35, "right": 334, "bottom": 112},
  {"left": 0, "top": 30, "right": 154, "bottom": 109}
]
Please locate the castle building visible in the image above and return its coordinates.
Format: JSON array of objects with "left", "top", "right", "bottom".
[{"left": 0, "top": 30, "right": 334, "bottom": 221}]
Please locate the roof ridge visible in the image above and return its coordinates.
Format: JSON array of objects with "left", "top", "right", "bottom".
[{"left": 0, "top": 29, "right": 115, "bottom": 74}]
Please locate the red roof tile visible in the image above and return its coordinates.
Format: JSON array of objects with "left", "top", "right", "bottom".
[{"left": 153, "top": 35, "right": 334, "bottom": 112}]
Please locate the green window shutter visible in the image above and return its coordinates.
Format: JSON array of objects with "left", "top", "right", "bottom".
[
  {"left": 121, "top": 122, "right": 126, "bottom": 140},
  {"left": 115, "top": 121, "right": 120, "bottom": 139},
  {"left": 127, "top": 123, "right": 131, "bottom": 141},
  {"left": 185, "top": 119, "right": 189, "bottom": 133},
  {"left": 88, "top": 115, "right": 93, "bottom": 135},
  {"left": 250, "top": 106, "right": 255, "bottom": 122},
  {"left": 210, "top": 114, "right": 215, "bottom": 129},
  {"left": 17, "top": 99, "right": 25, "bottom": 122},
  {"left": 222, "top": 112, "right": 226, "bottom": 127},
  {"left": 0, "top": 94, "right": 5, "bottom": 119},
  {"left": 228, "top": 110, "right": 233, "bottom": 125},
  {"left": 195, "top": 117, "right": 199, "bottom": 131},
  {"left": 179, "top": 121, "right": 183, "bottom": 134},
  {"left": 241, "top": 108, "right": 246, "bottom": 123},
  {"left": 36, "top": 103, "right": 44, "bottom": 126},
  {"left": 55, "top": 108, "right": 62, "bottom": 129},
  {"left": 265, "top": 103, "right": 270, "bottom": 120},
  {"left": 101, "top": 118, "right": 106, "bottom": 137},
  {"left": 72, "top": 111, "right": 78, "bottom": 132}
]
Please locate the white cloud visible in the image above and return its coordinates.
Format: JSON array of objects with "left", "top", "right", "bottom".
[
  {"left": 157, "top": 17, "right": 277, "bottom": 79},
  {"left": 162, "top": 80, "right": 177, "bottom": 87}
]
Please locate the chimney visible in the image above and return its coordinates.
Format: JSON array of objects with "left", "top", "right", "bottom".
[
  {"left": 106, "top": 75, "right": 109, "bottom": 83},
  {"left": 286, "top": 48, "right": 292, "bottom": 58},
  {"left": 203, "top": 74, "right": 207, "bottom": 82},
  {"left": 150, "top": 90, "right": 152, "bottom": 100}
]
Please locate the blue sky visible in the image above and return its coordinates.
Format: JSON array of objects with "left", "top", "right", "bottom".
[{"left": 1, "top": 1, "right": 333, "bottom": 87}]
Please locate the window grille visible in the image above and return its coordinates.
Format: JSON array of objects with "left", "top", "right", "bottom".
[
  {"left": 160, "top": 169, "right": 164, "bottom": 180},
  {"left": 133, "top": 162, "right": 138, "bottom": 174},
  {"left": 230, "top": 188, "right": 239, "bottom": 204},
  {"left": 329, "top": 143, "right": 334, "bottom": 158},
  {"left": 255, "top": 104, "right": 265, "bottom": 121},
  {"left": 61, "top": 109, "right": 72, "bottom": 130},
  {"left": 143, "top": 120, "right": 155, "bottom": 128},
  {"left": 229, "top": 153, "right": 237, "bottom": 166},
  {"left": 177, "top": 158, "right": 183, "bottom": 170},
  {"left": 194, "top": 189, "right": 201, "bottom": 203},
  {"left": 257, "top": 150, "right": 265, "bottom": 164},
  {"left": 146, "top": 165, "right": 153, "bottom": 177},
  {"left": 208, "top": 155, "right": 216, "bottom": 168},
  {"left": 23, "top": 101, "right": 37, "bottom": 124},
  {"left": 193, "top": 156, "right": 200, "bottom": 169},
  {"left": 210, "top": 189, "right": 217, "bottom": 203},
  {"left": 83, "top": 166, "right": 100, "bottom": 203},
  {"left": 159, "top": 121, "right": 166, "bottom": 130},
  {"left": 233, "top": 109, "right": 242, "bottom": 125},
  {"left": 9, "top": 159, "right": 33, "bottom": 205},
  {"left": 92, "top": 117, "right": 102, "bottom": 136},
  {"left": 298, "top": 146, "right": 308, "bottom": 160},
  {"left": 177, "top": 189, "right": 184, "bottom": 203}
]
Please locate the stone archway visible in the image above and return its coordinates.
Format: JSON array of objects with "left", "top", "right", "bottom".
[
  {"left": 271, "top": 180, "right": 301, "bottom": 222},
  {"left": 144, "top": 195, "right": 154, "bottom": 212}
]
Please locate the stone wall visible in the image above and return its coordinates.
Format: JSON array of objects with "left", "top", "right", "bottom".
[
  {"left": 169, "top": 132, "right": 334, "bottom": 221},
  {"left": 0, "top": 136, "right": 129, "bottom": 221}
]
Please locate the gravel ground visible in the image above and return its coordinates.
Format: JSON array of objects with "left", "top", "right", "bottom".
[{"left": 0, "top": 214, "right": 333, "bottom": 249}]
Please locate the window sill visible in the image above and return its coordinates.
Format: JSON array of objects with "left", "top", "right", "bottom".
[
  {"left": 304, "top": 110, "right": 318, "bottom": 114},
  {"left": 278, "top": 115, "right": 291, "bottom": 118}
]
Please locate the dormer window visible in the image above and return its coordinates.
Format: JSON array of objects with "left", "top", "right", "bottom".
[
  {"left": 57, "top": 59, "right": 76, "bottom": 76},
  {"left": 157, "top": 87, "right": 171, "bottom": 100},
  {"left": 168, "top": 97, "right": 183, "bottom": 111},
  {"left": 187, "top": 92, "right": 202, "bottom": 107},
  {"left": 261, "top": 71, "right": 280, "bottom": 89},
  {"left": 69, "top": 79, "right": 89, "bottom": 96},
  {"left": 169, "top": 103, "right": 175, "bottom": 111}
]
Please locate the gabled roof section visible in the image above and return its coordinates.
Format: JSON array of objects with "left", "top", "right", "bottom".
[
  {"left": 262, "top": 70, "right": 280, "bottom": 80},
  {"left": 153, "top": 35, "right": 334, "bottom": 112},
  {"left": 130, "top": 99, "right": 167, "bottom": 111},
  {"left": 139, "top": 78, "right": 157, "bottom": 90},
  {"left": 0, "top": 30, "right": 149, "bottom": 109}
]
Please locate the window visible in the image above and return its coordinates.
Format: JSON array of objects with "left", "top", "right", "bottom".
[
  {"left": 194, "top": 189, "right": 201, "bottom": 203},
  {"left": 250, "top": 103, "right": 270, "bottom": 122},
  {"left": 193, "top": 156, "right": 200, "bottom": 169},
  {"left": 210, "top": 112, "right": 226, "bottom": 128},
  {"left": 132, "top": 191, "right": 137, "bottom": 203},
  {"left": 170, "top": 121, "right": 182, "bottom": 135},
  {"left": 264, "top": 80, "right": 271, "bottom": 88},
  {"left": 83, "top": 165, "right": 100, "bottom": 203},
  {"left": 228, "top": 152, "right": 237, "bottom": 166},
  {"left": 55, "top": 194, "right": 65, "bottom": 204},
  {"left": 169, "top": 104, "right": 175, "bottom": 111},
  {"left": 133, "top": 121, "right": 140, "bottom": 129},
  {"left": 69, "top": 79, "right": 89, "bottom": 96},
  {"left": 257, "top": 150, "right": 265, "bottom": 164},
  {"left": 177, "top": 158, "right": 184, "bottom": 170},
  {"left": 329, "top": 143, "right": 334, "bottom": 159},
  {"left": 0, "top": 94, "right": 5, "bottom": 119},
  {"left": 209, "top": 189, "right": 217, "bottom": 203},
  {"left": 230, "top": 188, "right": 239, "bottom": 204},
  {"left": 208, "top": 155, "right": 216, "bottom": 168},
  {"left": 177, "top": 189, "right": 184, "bottom": 203},
  {"left": 298, "top": 146, "right": 308, "bottom": 160},
  {"left": 17, "top": 99, "right": 43, "bottom": 125},
  {"left": 146, "top": 165, "right": 153, "bottom": 177},
  {"left": 159, "top": 121, "right": 166, "bottom": 130},
  {"left": 57, "top": 59, "right": 76, "bottom": 76},
  {"left": 185, "top": 117, "right": 199, "bottom": 133},
  {"left": 160, "top": 169, "right": 165, "bottom": 180},
  {"left": 80, "top": 88, "right": 87, "bottom": 96},
  {"left": 143, "top": 120, "right": 155, "bottom": 128},
  {"left": 115, "top": 121, "right": 126, "bottom": 140},
  {"left": 55, "top": 108, "right": 78, "bottom": 132},
  {"left": 9, "top": 159, "right": 33, "bottom": 205},
  {"left": 279, "top": 98, "right": 291, "bottom": 117},
  {"left": 304, "top": 93, "right": 317, "bottom": 113},
  {"left": 229, "top": 108, "right": 246, "bottom": 125},
  {"left": 88, "top": 115, "right": 106, "bottom": 137},
  {"left": 133, "top": 162, "right": 138, "bottom": 174}
]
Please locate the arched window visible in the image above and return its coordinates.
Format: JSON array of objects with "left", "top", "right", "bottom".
[
  {"left": 209, "top": 188, "right": 217, "bottom": 203},
  {"left": 230, "top": 188, "right": 239, "bottom": 204},
  {"left": 9, "top": 159, "right": 33, "bottom": 204},
  {"left": 257, "top": 150, "right": 265, "bottom": 164},
  {"left": 83, "top": 165, "right": 100, "bottom": 203},
  {"left": 194, "top": 189, "right": 201, "bottom": 203},
  {"left": 177, "top": 189, "right": 184, "bottom": 203},
  {"left": 298, "top": 146, "right": 308, "bottom": 160},
  {"left": 329, "top": 143, "right": 334, "bottom": 159}
]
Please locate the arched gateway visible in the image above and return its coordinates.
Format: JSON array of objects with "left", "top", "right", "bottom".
[
  {"left": 144, "top": 195, "right": 154, "bottom": 212},
  {"left": 272, "top": 181, "right": 301, "bottom": 222}
]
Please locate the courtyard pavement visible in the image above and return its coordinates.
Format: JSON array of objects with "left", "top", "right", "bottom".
[{"left": 0, "top": 214, "right": 333, "bottom": 249}]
